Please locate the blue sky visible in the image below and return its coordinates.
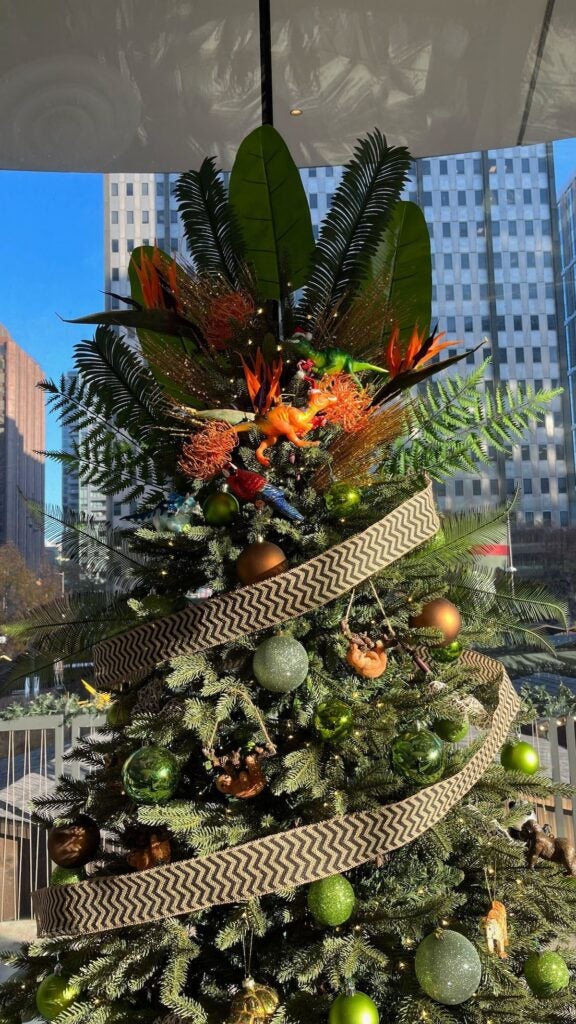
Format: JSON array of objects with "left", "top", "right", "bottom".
[{"left": 0, "top": 172, "right": 103, "bottom": 506}]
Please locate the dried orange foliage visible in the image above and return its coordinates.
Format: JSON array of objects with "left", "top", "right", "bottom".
[
  {"left": 180, "top": 421, "right": 238, "bottom": 481},
  {"left": 313, "top": 401, "right": 407, "bottom": 491}
]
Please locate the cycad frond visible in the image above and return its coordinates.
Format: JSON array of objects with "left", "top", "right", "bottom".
[
  {"left": 3, "top": 590, "right": 134, "bottom": 659},
  {"left": 449, "top": 566, "right": 566, "bottom": 628},
  {"left": 300, "top": 130, "right": 411, "bottom": 319},
  {"left": 175, "top": 158, "right": 246, "bottom": 287},
  {"left": 406, "top": 503, "right": 512, "bottom": 571}
]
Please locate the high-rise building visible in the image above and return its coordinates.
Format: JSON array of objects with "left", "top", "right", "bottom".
[
  {"left": 61, "top": 372, "right": 109, "bottom": 522},
  {"left": 557, "top": 173, "right": 576, "bottom": 478},
  {"left": 0, "top": 325, "right": 44, "bottom": 569},
  {"left": 103, "top": 144, "right": 574, "bottom": 528}
]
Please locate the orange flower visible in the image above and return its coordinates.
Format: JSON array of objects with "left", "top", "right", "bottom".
[
  {"left": 133, "top": 247, "right": 179, "bottom": 310},
  {"left": 204, "top": 292, "right": 255, "bottom": 350},
  {"left": 318, "top": 373, "right": 373, "bottom": 432},
  {"left": 179, "top": 422, "right": 238, "bottom": 481},
  {"left": 385, "top": 325, "right": 455, "bottom": 377}
]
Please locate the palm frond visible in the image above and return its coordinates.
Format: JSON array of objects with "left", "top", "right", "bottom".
[
  {"left": 405, "top": 503, "right": 512, "bottom": 570},
  {"left": 299, "top": 130, "right": 411, "bottom": 319},
  {"left": 448, "top": 565, "right": 567, "bottom": 628},
  {"left": 175, "top": 158, "right": 246, "bottom": 287},
  {"left": 3, "top": 591, "right": 134, "bottom": 660}
]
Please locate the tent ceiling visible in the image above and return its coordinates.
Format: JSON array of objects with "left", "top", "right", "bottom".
[{"left": 1, "top": 0, "right": 575, "bottom": 172}]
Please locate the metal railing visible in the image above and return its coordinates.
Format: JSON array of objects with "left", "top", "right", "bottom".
[{"left": 0, "top": 713, "right": 574, "bottom": 921}]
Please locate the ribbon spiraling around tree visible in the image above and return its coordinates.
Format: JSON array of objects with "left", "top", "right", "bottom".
[{"left": 33, "top": 482, "right": 520, "bottom": 937}]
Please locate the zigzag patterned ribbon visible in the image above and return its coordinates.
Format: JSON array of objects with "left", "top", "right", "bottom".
[
  {"left": 93, "top": 482, "right": 440, "bottom": 688},
  {"left": 33, "top": 651, "right": 518, "bottom": 937}
]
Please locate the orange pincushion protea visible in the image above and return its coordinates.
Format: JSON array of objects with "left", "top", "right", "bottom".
[
  {"left": 180, "top": 421, "right": 238, "bottom": 480},
  {"left": 204, "top": 292, "right": 255, "bottom": 350},
  {"left": 385, "top": 325, "right": 454, "bottom": 377},
  {"left": 318, "top": 373, "right": 373, "bottom": 432}
]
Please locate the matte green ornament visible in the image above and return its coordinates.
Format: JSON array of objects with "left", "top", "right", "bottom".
[
  {"left": 325, "top": 483, "right": 362, "bottom": 518},
  {"left": 49, "top": 865, "right": 86, "bottom": 886},
  {"left": 36, "top": 975, "right": 80, "bottom": 1020},
  {"left": 307, "top": 874, "right": 356, "bottom": 926},
  {"left": 500, "top": 740, "right": 540, "bottom": 775},
  {"left": 328, "top": 992, "right": 379, "bottom": 1024},
  {"left": 524, "top": 951, "right": 570, "bottom": 997},
  {"left": 313, "top": 700, "right": 354, "bottom": 742},
  {"left": 390, "top": 728, "right": 445, "bottom": 784},
  {"left": 252, "top": 635, "right": 309, "bottom": 692},
  {"left": 433, "top": 715, "right": 469, "bottom": 742},
  {"left": 202, "top": 490, "right": 240, "bottom": 525},
  {"left": 122, "top": 746, "right": 180, "bottom": 804},
  {"left": 433, "top": 640, "right": 463, "bottom": 663},
  {"left": 415, "top": 930, "right": 481, "bottom": 1005}
]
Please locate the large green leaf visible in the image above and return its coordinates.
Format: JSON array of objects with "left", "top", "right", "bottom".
[
  {"left": 371, "top": 200, "right": 431, "bottom": 341},
  {"left": 228, "top": 125, "right": 315, "bottom": 300}
]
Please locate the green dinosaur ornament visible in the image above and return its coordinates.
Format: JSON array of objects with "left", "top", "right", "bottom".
[{"left": 286, "top": 333, "right": 388, "bottom": 380}]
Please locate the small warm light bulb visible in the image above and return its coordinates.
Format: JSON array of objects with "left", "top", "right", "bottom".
[{"left": 290, "top": 107, "right": 303, "bottom": 116}]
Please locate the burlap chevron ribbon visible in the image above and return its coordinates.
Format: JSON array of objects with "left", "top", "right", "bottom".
[
  {"left": 33, "top": 650, "right": 519, "bottom": 937},
  {"left": 93, "top": 481, "right": 440, "bottom": 688}
]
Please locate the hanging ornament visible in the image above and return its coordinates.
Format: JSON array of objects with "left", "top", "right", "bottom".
[
  {"left": 252, "top": 635, "right": 309, "bottom": 692},
  {"left": 202, "top": 488, "right": 240, "bottom": 525},
  {"left": 390, "top": 728, "right": 445, "bottom": 784},
  {"left": 36, "top": 975, "right": 80, "bottom": 1021},
  {"left": 500, "top": 740, "right": 540, "bottom": 775},
  {"left": 433, "top": 640, "right": 463, "bottom": 663},
  {"left": 152, "top": 493, "right": 200, "bottom": 533},
  {"left": 121, "top": 746, "right": 180, "bottom": 804},
  {"left": 49, "top": 865, "right": 86, "bottom": 886},
  {"left": 313, "top": 700, "right": 354, "bottom": 742},
  {"left": 433, "top": 715, "right": 469, "bottom": 742},
  {"left": 409, "top": 598, "right": 462, "bottom": 646},
  {"left": 520, "top": 820, "right": 576, "bottom": 875},
  {"left": 224, "top": 464, "right": 305, "bottom": 523},
  {"left": 206, "top": 746, "right": 274, "bottom": 799},
  {"left": 107, "top": 698, "right": 132, "bottom": 728},
  {"left": 328, "top": 991, "right": 379, "bottom": 1024},
  {"left": 325, "top": 483, "right": 362, "bottom": 518},
  {"left": 345, "top": 639, "right": 388, "bottom": 679},
  {"left": 47, "top": 815, "right": 100, "bottom": 868},
  {"left": 481, "top": 900, "right": 509, "bottom": 958},
  {"left": 307, "top": 873, "right": 356, "bottom": 926},
  {"left": 126, "top": 831, "right": 172, "bottom": 871},
  {"left": 415, "top": 930, "right": 482, "bottom": 1005},
  {"left": 236, "top": 540, "right": 288, "bottom": 585},
  {"left": 524, "top": 951, "right": 570, "bottom": 997},
  {"left": 227, "top": 977, "right": 280, "bottom": 1024}
]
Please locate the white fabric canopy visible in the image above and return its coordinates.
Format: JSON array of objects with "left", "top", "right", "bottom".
[{"left": 0, "top": 0, "right": 574, "bottom": 172}]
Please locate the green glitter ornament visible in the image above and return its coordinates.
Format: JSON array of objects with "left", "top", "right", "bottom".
[
  {"left": 433, "top": 640, "right": 463, "bottom": 663},
  {"left": 415, "top": 930, "right": 481, "bottom": 1005},
  {"left": 307, "top": 874, "right": 356, "bottom": 926},
  {"left": 390, "top": 728, "right": 445, "bottom": 784},
  {"left": 203, "top": 489, "right": 239, "bottom": 525},
  {"left": 49, "top": 865, "right": 86, "bottom": 886},
  {"left": 36, "top": 975, "right": 80, "bottom": 1021},
  {"left": 328, "top": 992, "right": 379, "bottom": 1024},
  {"left": 433, "top": 715, "right": 469, "bottom": 742},
  {"left": 313, "top": 699, "right": 354, "bottom": 742},
  {"left": 500, "top": 740, "right": 539, "bottom": 775},
  {"left": 122, "top": 746, "right": 180, "bottom": 804},
  {"left": 252, "top": 635, "right": 309, "bottom": 693},
  {"left": 524, "top": 951, "right": 570, "bottom": 997},
  {"left": 325, "top": 483, "right": 362, "bottom": 518}
]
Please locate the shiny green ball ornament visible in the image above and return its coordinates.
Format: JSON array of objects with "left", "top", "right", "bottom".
[
  {"left": 433, "top": 640, "right": 463, "bottom": 663},
  {"left": 390, "top": 728, "right": 445, "bottom": 784},
  {"left": 107, "top": 699, "right": 132, "bottom": 728},
  {"left": 500, "top": 740, "right": 540, "bottom": 775},
  {"left": 252, "top": 635, "right": 309, "bottom": 693},
  {"left": 36, "top": 975, "right": 80, "bottom": 1020},
  {"left": 433, "top": 715, "right": 469, "bottom": 742},
  {"left": 49, "top": 865, "right": 86, "bottom": 886},
  {"left": 524, "top": 951, "right": 570, "bottom": 997},
  {"left": 307, "top": 874, "right": 356, "bottom": 926},
  {"left": 415, "top": 930, "right": 481, "bottom": 1005},
  {"left": 313, "top": 700, "right": 354, "bottom": 742},
  {"left": 202, "top": 490, "right": 239, "bottom": 525},
  {"left": 328, "top": 992, "right": 379, "bottom": 1024},
  {"left": 121, "top": 746, "right": 180, "bottom": 804},
  {"left": 325, "top": 483, "right": 362, "bottom": 518}
]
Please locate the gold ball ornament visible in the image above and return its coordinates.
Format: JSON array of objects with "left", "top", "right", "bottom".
[
  {"left": 47, "top": 815, "right": 100, "bottom": 868},
  {"left": 227, "top": 978, "right": 280, "bottom": 1024},
  {"left": 236, "top": 540, "right": 288, "bottom": 585},
  {"left": 409, "top": 598, "right": 461, "bottom": 646}
]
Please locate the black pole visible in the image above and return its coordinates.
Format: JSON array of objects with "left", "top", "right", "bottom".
[{"left": 259, "top": 0, "right": 274, "bottom": 126}]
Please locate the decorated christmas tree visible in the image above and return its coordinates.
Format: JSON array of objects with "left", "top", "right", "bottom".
[{"left": 1, "top": 126, "right": 575, "bottom": 1024}]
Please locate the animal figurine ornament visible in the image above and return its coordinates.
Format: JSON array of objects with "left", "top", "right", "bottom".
[
  {"left": 223, "top": 464, "right": 305, "bottom": 523},
  {"left": 286, "top": 330, "right": 389, "bottom": 381},
  {"left": 126, "top": 832, "right": 171, "bottom": 871},
  {"left": 481, "top": 900, "right": 509, "bottom": 959},
  {"left": 521, "top": 819, "right": 576, "bottom": 875}
]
